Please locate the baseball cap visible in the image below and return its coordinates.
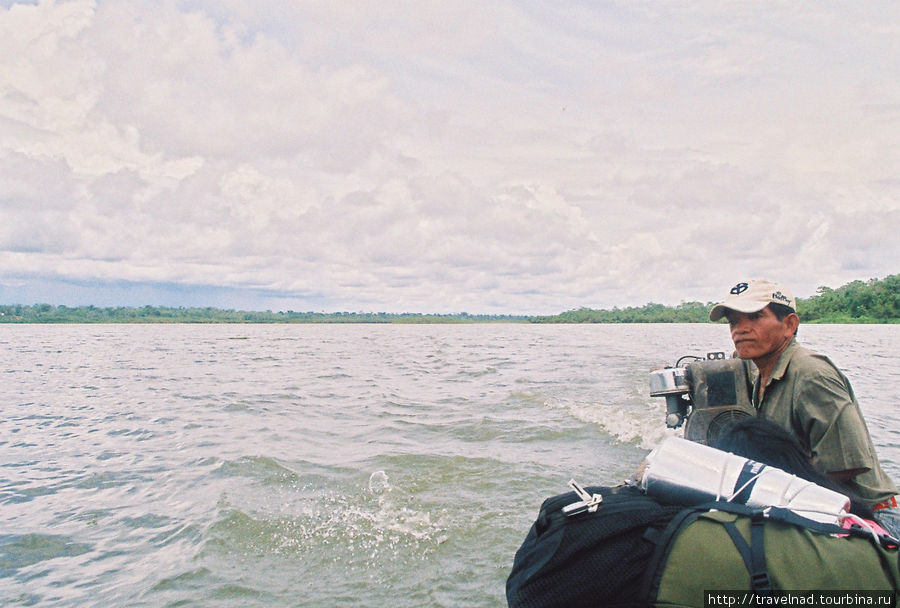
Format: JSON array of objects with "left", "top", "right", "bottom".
[{"left": 709, "top": 280, "right": 796, "bottom": 322}]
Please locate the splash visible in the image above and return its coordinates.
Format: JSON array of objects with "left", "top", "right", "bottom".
[
  {"left": 202, "top": 468, "right": 448, "bottom": 572},
  {"left": 368, "top": 470, "right": 390, "bottom": 494},
  {"left": 545, "top": 392, "right": 670, "bottom": 450}
]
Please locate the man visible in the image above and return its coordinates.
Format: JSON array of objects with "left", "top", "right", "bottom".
[{"left": 709, "top": 279, "right": 900, "bottom": 537}]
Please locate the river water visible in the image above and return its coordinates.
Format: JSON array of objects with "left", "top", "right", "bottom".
[{"left": 2, "top": 323, "right": 898, "bottom": 607}]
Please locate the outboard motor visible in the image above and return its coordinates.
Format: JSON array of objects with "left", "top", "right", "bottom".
[{"left": 649, "top": 352, "right": 756, "bottom": 445}]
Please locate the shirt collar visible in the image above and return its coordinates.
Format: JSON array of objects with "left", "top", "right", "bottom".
[{"left": 768, "top": 337, "right": 799, "bottom": 382}]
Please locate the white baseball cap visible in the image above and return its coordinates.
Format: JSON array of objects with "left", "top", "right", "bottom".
[{"left": 709, "top": 280, "right": 796, "bottom": 322}]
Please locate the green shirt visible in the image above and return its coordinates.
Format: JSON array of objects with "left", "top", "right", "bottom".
[{"left": 750, "top": 339, "right": 898, "bottom": 506}]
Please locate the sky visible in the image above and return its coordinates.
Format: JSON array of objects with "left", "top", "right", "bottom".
[{"left": 1, "top": 1, "right": 898, "bottom": 315}]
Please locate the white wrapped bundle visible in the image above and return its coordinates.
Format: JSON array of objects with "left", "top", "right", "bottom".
[{"left": 639, "top": 436, "right": 850, "bottom": 524}]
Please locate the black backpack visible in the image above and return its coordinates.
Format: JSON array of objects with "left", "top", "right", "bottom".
[{"left": 506, "top": 485, "right": 683, "bottom": 607}]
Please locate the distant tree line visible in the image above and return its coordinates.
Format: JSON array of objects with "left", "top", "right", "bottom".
[
  {"left": 796, "top": 275, "right": 900, "bottom": 323},
  {"left": 530, "top": 275, "right": 900, "bottom": 324},
  {"left": 0, "top": 304, "right": 527, "bottom": 324},
  {"left": 2, "top": 275, "right": 896, "bottom": 324},
  {"left": 529, "top": 301, "right": 711, "bottom": 323}
]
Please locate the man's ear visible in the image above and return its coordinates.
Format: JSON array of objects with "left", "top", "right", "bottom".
[{"left": 785, "top": 312, "right": 800, "bottom": 336}]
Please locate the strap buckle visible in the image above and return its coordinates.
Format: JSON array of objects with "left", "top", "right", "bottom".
[
  {"left": 751, "top": 571, "right": 772, "bottom": 593},
  {"left": 562, "top": 479, "right": 603, "bottom": 517}
]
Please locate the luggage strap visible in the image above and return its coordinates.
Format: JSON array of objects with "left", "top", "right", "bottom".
[{"left": 722, "top": 515, "right": 771, "bottom": 593}]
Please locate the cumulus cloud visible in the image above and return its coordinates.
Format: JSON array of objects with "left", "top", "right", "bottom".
[{"left": 0, "top": 0, "right": 898, "bottom": 313}]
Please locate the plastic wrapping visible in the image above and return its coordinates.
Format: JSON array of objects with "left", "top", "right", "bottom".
[{"left": 639, "top": 436, "right": 850, "bottom": 524}]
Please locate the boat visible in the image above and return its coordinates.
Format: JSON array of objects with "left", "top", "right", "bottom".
[{"left": 506, "top": 354, "right": 900, "bottom": 607}]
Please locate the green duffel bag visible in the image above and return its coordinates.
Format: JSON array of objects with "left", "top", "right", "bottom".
[{"left": 644, "top": 502, "right": 900, "bottom": 607}]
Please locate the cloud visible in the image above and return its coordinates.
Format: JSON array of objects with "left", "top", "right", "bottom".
[{"left": 0, "top": 1, "right": 898, "bottom": 313}]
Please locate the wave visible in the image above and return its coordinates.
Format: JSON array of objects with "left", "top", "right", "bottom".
[{"left": 0, "top": 533, "right": 92, "bottom": 573}]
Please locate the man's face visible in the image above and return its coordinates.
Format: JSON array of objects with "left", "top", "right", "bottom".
[{"left": 725, "top": 306, "right": 795, "bottom": 361}]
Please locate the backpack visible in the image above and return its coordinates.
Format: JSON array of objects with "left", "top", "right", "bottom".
[{"left": 506, "top": 485, "right": 900, "bottom": 608}]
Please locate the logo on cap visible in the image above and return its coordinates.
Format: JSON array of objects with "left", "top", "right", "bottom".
[
  {"left": 730, "top": 282, "right": 749, "bottom": 295},
  {"left": 772, "top": 291, "right": 791, "bottom": 304}
]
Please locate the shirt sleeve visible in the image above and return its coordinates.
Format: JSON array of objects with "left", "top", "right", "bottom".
[{"left": 793, "top": 363, "right": 874, "bottom": 475}]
